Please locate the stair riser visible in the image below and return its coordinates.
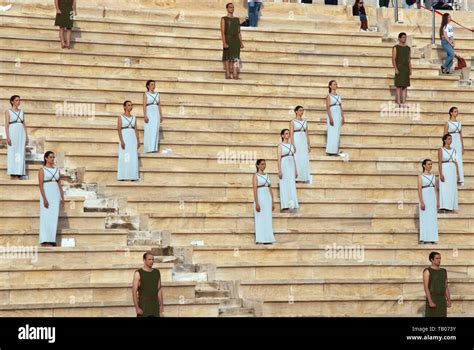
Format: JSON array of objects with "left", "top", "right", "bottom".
[
  {"left": 170, "top": 232, "right": 474, "bottom": 246},
  {"left": 0, "top": 250, "right": 144, "bottom": 268},
  {"left": 0, "top": 217, "right": 105, "bottom": 230},
  {"left": 193, "top": 249, "right": 474, "bottom": 265},
  {"left": 261, "top": 300, "right": 474, "bottom": 317},
  {"left": 215, "top": 265, "right": 474, "bottom": 281},
  {"left": 149, "top": 217, "right": 474, "bottom": 231},
  {"left": 0, "top": 267, "right": 173, "bottom": 285},
  {"left": 1, "top": 72, "right": 462, "bottom": 93},
  {"left": 123, "top": 201, "right": 474, "bottom": 216},
  {"left": 2, "top": 285, "right": 195, "bottom": 305},
  {"left": 0, "top": 233, "right": 127, "bottom": 247},
  {"left": 0, "top": 303, "right": 219, "bottom": 317}
]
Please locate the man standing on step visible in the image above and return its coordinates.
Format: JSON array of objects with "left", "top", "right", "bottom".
[
  {"left": 132, "top": 252, "right": 164, "bottom": 317},
  {"left": 423, "top": 251, "right": 451, "bottom": 317}
]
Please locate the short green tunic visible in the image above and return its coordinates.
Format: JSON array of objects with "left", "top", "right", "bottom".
[
  {"left": 394, "top": 45, "right": 411, "bottom": 87},
  {"left": 425, "top": 267, "right": 447, "bottom": 317},
  {"left": 137, "top": 268, "right": 161, "bottom": 317},
  {"left": 222, "top": 16, "right": 241, "bottom": 61},
  {"left": 54, "top": 0, "right": 74, "bottom": 29}
]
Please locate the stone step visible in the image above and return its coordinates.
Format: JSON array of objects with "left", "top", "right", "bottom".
[
  {"left": 30, "top": 126, "right": 474, "bottom": 147},
  {"left": 213, "top": 261, "right": 474, "bottom": 281},
  {"left": 13, "top": 182, "right": 467, "bottom": 206},
  {"left": 0, "top": 299, "right": 221, "bottom": 317},
  {"left": 195, "top": 282, "right": 231, "bottom": 299},
  {"left": 28, "top": 146, "right": 470, "bottom": 172},
  {"left": 0, "top": 199, "right": 86, "bottom": 215},
  {"left": 0, "top": 246, "right": 156, "bottom": 268},
  {"left": 5, "top": 99, "right": 467, "bottom": 117},
  {"left": 0, "top": 281, "right": 197, "bottom": 305},
  {"left": 0, "top": 13, "right": 383, "bottom": 44},
  {"left": 0, "top": 263, "right": 174, "bottom": 285},
  {"left": 169, "top": 228, "right": 474, "bottom": 246},
  {"left": 0, "top": 24, "right": 399, "bottom": 55},
  {"left": 259, "top": 297, "right": 474, "bottom": 317},
  {"left": 3, "top": 98, "right": 470, "bottom": 122},
  {"left": 11, "top": 0, "right": 474, "bottom": 27},
  {"left": 124, "top": 143, "right": 458, "bottom": 159},
  {"left": 6, "top": 109, "right": 474, "bottom": 132},
  {"left": 0, "top": 228, "right": 128, "bottom": 247},
  {"left": 75, "top": 159, "right": 474, "bottom": 180},
  {"left": 239, "top": 278, "right": 474, "bottom": 303},
  {"left": 191, "top": 245, "right": 474, "bottom": 266},
  {"left": 1, "top": 63, "right": 448, "bottom": 94},
  {"left": 0, "top": 36, "right": 424, "bottom": 65},
  {"left": 0, "top": 5, "right": 362, "bottom": 34},
  {"left": 218, "top": 306, "right": 255, "bottom": 317},
  {"left": 0, "top": 70, "right": 463, "bottom": 94},
  {"left": 0, "top": 212, "right": 109, "bottom": 230},
  {"left": 0, "top": 47, "right": 444, "bottom": 79},
  {"left": 113, "top": 199, "right": 474, "bottom": 217},
  {"left": 147, "top": 213, "right": 473, "bottom": 232}
]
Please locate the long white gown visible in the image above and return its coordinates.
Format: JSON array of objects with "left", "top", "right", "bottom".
[
  {"left": 447, "top": 120, "right": 464, "bottom": 184},
  {"left": 144, "top": 91, "right": 160, "bottom": 153},
  {"left": 117, "top": 115, "right": 139, "bottom": 180},
  {"left": 326, "top": 94, "right": 342, "bottom": 155},
  {"left": 419, "top": 173, "right": 438, "bottom": 242},
  {"left": 439, "top": 147, "right": 458, "bottom": 211},
  {"left": 39, "top": 167, "right": 61, "bottom": 244},
  {"left": 254, "top": 173, "right": 276, "bottom": 244},
  {"left": 279, "top": 143, "right": 299, "bottom": 210},
  {"left": 7, "top": 109, "right": 26, "bottom": 176},
  {"left": 292, "top": 118, "right": 311, "bottom": 182}
]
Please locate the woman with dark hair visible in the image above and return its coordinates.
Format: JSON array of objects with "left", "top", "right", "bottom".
[
  {"left": 117, "top": 101, "right": 140, "bottom": 181},
  {"left": 38, "top": 151, "right": 64, "bottom": 247},
  {"left": 253, "top": 159, "right": 276, "bottom": 244},
  {"left": 290, "top": 105, "right": 311, "bottom": 183},
  {"left": 54, "top": 0, "right": 76, "bottom": 49},
  {"left": 221, "top": 3, "right": 244, "bottom": 79},
  {"left": 5, "top": 95, "right": 28, "bottom": 178},
  {"left": 392, "top": 32, "right": 411, "bottom": 107},
  {"left": 325, "top": 80, "right": 344, "bottom": 155},
  {"left": 439, "top": 13, "right": 455, "bottom": 74},
  {"left": 143, "top": 80, "right": 163, "bottom": 153},
  {"left": 438, "top": 134, "right": 460, "bottom": 213},
  {"left": 444, "top": 107, "right": 464, "bottom": 184},
  {"left": 418, "top": 159, "right": 439, "bottom": 244},
  {"left": 352, "top": 0, "right": 368, "bottom": 32},
  {"left": 278, "top": 129, "right": 299, "bottom": 212}
]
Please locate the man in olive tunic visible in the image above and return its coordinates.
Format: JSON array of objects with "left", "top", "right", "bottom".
[
  {"left": 132, "top": 252, "right": 164, "bottom": 317},
  {"left": 423, "top": 252, "right": 452, "bottom": 317}
]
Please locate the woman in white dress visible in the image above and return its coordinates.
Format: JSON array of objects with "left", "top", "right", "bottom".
[
  {"left": 444, "top": 107, "right": 464, "bottom": 185},
  {"left": 143, "top": 80, "right": 164, "bottom": 153},
  {"left": 438, "top": 134, "right": 460, "bottom": 213},
  {"left": 5, "top": 95, "right": 28, "bottom": 178},
  {"left": 290, "top": 105, "right": 311, "bottom": 183},
  {"left": 278, "top": 129, "right": 299, "bottom": 212},
  {"left": 418, "top": 159, "right": 439, "bottom": 244},
  {"left": 253, "top": 159, "right": 276, "bottom": 244},
  {"left": 117, "top": 100, "right": 140, "bottom": 181},
  {"left": 38, "top": 151, "right": 64, "bottom": 247},
  {"left": 325, "top": 80, "right": 345, "bottom": 155}
]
